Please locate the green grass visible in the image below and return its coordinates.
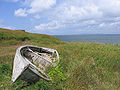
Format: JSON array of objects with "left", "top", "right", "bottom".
[{"left": 0, "top": 28, "right": 120, "bottom": 89}]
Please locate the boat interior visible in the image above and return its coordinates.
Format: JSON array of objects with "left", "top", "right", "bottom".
[{"left": 20, "top": 46, "right": 57, "bottom": 72}]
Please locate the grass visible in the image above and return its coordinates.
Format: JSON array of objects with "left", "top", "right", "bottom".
[{"left": 0, "top": 28, "right": 120, "bottom": 89}]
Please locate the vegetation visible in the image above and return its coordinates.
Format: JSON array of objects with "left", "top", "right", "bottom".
[{"left": 0, "top": 28, "right": 120, "bottom": 89}]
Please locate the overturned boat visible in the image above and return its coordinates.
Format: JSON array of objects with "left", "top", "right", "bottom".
[{"left": 11, "top": 45, "right": 59, "bottom": 83}]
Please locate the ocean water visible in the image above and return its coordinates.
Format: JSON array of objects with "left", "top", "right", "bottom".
[{"left": 54, "top": 34, "right": 120, "bottom": 44}]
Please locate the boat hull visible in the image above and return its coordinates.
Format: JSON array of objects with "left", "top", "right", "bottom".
[{"left": 11, "top": 45, "right": 59, "bottom": 83}]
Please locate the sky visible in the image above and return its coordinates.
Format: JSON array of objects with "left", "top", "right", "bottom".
[{"left": 0, "top": 0, "right": 120, "bottom": 35}]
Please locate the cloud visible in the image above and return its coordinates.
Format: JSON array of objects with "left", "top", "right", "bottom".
[
  {"left": 17, "top": 0, "right": 56, "bottom": 14},
  {"left": 97, "top": 0, "right": 120, "bottom": 16},
  {"left": 55, "top": 4, "right": 102, "bottom": 21},
  {"left": 0, "top": 20, "right": 16, "bottom": 29},
  {"left": 110, "top": 22, "right": 120, "bottom": 26},
  {"left": 0, "top": 19, "right": 16, "bottom": 30},
  {"left": 33, "top": 0, "right": 103, "bottom": 32},
  {"left": 14, "top": 0, "right": 56, "bottom": 17},
  {"left": 14, "top": 8, "right": 27, "bottom": 17},
  {"left": 99, "top": 23, "right": 105, "bottom": 27},
  {"left": 27, "top": 0, "right": 56, "bottom": 14},
  {"left": 114, "top": 17, "right": 120, "bottom": 21},
  {"left": 0, "top": 25, "right": 15, "bottom": 30},
  {"left": 35, "top": 21, "right": 60, "bottom": 30},
  {"left": 34, "top": 14, "right": 41, "bottom": 19},
  {"left": 14, "top": 0, "right": 120, "bottom": 34},
  {"left": 34, "top": 19, "right": 97, "bottom": 33}
]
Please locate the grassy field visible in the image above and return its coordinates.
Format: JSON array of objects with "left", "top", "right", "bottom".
[{"left": 0, "top": 28, "right": 120, "bottom": 90}]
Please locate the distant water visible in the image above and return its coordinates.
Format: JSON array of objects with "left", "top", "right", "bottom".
[{"left": 54, "top": 34, "right": 120, "bottom": 44}]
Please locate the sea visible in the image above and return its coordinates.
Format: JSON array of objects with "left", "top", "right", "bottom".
[{"left": 54, "top": 34, "right": 120, "bottom": 44}]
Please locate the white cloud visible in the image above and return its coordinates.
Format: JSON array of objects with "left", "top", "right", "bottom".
[
  {"left": 110, "top": 22, "right": 120, "bottom": 26},
  {"left": 14, "top": 0, "right": 120, "bottom": 34},
  {"left": 43, "top": 0, "right": 120, "bottom": 34},
  {"left": 34, "top": 19, "right": 98, "bottom": 32},
  {"left": 35, "top": 20, "right": 60, "bottom": 30},
  {"left": 14, "top": 0, "right": 56, "bottom": 17},
  {"left": 0, "top": 25, "right": 16, "bottom": 30},
  {"left": 114, "top": 17, "right": 120, "bottom": 21},
  {"left": 56, "top": 4, "right": 102, "bottom": 21},
  {"left": 34, "top": 14, "right": 41, "bottom": 19},
  {"left": 14, "top": 8, "right": 27, "bottom": 17},
  {"left": 97, "top": 0, "right": 120, "bottom": 16},
  {"left": 99, "top": 23, "right": 105, "bottom": 27},
  {"left": 33, "top": 0, "right": 102, "bottom": 32},
  {"left": 27, "top": 0, "right": 56, "bottom": 14}
]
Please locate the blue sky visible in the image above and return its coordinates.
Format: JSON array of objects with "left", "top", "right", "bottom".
[{"left": 0, "top": 0, "right": 120, "bottom": 35}]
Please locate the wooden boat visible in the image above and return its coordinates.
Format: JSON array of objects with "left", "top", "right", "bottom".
[{"left": 11, "top": 45, "right": 59, "bottom": 83}]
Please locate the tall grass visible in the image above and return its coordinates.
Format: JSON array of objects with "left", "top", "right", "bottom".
[{"left": 0, "top": 28, "right": 120, "bottom": 89}]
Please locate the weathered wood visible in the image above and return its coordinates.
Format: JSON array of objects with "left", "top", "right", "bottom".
[{"left": 11, "top": 45, "right": 59, "bottom": 83}]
